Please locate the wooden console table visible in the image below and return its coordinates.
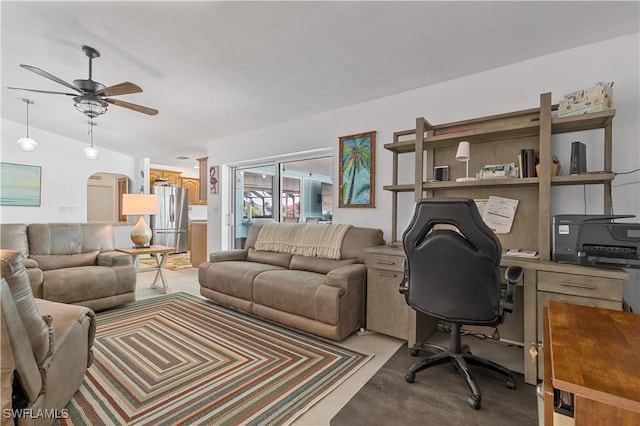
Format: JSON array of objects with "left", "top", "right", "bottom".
[
  {"left": 117, "top": 245, "right": 174, "bottom": 294},
  {"left": 543, "top": 300, "right": 640, "bottom": 425}
]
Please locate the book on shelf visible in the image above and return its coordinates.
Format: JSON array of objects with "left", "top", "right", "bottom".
[
  {"left": 518, "top": 148, "right": 539, "bottom": 178},
  {"left": 503, "top": 249, "right": 539, "bottom": 259}
]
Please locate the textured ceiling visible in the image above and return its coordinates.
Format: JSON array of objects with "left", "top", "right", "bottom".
[{"left": 2, "top": 1, "right": 638, "bottom": 167}]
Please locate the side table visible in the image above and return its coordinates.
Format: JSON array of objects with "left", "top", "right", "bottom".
[{"left": 116, "top": 245, "right": 175, "bottom": 294}]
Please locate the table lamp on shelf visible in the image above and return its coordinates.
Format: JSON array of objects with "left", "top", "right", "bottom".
[
  {"left": 455, "top": 141, "right": 477, "bottom": 182},
  {"left": 122, "top": 194, "right": 160, "bottom": 248}
]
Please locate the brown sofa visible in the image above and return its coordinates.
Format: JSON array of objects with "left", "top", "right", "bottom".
[
  {"left": 1, "top": 250, "right": 96, "bottom": 426},
  {"left": 0, "top": 223, "right": 136, "bottom": 311},
  {"left": 199, "top": 223, "right": 384, "bottom": 341}
]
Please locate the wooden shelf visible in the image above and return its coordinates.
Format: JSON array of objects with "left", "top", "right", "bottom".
[
  {"left": 385, "top": 178, "right": 540, "bottom": 192},
  {"left": 551, "top": 109, "right": 615, "bottom": 134},
  {"left": 385, "top": 121, "right": 541, "bottom": 153},
  {"left": 383, "top": 92, "right": 615, "bottom": 252},
  {"left": 551, "top": 172, "right": 615, "bottom": 186}
]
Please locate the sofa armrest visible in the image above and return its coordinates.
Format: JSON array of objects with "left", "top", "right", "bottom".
[
  {"left": 23, "top": 258, "right": 38, "bottom": 269},
  {"left": 208, "top": 250, "right": 247, "bottom": 263},
  {"left": 326, "top": 264, "right": 367, "bottom": 289},
  {"left": 97, "top": 251, "right": 133, "bottom": 267}
]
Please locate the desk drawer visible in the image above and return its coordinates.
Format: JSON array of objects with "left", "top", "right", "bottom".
[
  {"left": 537, "top": 271, "right": 622, "bottom": 301},
  {"left": 365, "top": 254, "right": 404, "bottom": 272},
  {"left": 367, "top": 268, "right": 408, "bottom": 339}
]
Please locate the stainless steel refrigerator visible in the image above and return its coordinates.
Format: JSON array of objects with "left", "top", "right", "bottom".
[{"left": 151, "top": 185, "right": 189, "bottom": 253}]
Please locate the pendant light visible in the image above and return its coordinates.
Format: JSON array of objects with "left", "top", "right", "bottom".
[
  {"left": 84, "top": 120, "right": 99, "bottom": 160},
  {"left": 17, "top": 98, "right": 38, "bottom": 152}
]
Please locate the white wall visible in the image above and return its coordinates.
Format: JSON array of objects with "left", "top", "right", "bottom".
[
  {"left": 0, "top": 118, "right": 138, "bottom": 223},
  {"left": 207, "top": 34, "right": 640, "bottom": 309}
]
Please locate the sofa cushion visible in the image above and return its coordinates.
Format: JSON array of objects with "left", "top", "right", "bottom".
[
  {"left": 289, "top": 255, "right": 357, "bottom": 275},
  {"left": 199, "top": 261, "right": 285, "bottom": 301},
  {"left": 30, "top": 251, "right": 99, "bottom": 271},
  {"left": 0, "top": 250, "right": 53, "bottom": 365},
  {"left": 42, "top": 266, "right": 136, "bottom": 305},
  {"left": 247, "top": 248, "right": 292, "bottom": 268},
  {"left": 253, "top": 270, "right": 344, "bottom": 325}
]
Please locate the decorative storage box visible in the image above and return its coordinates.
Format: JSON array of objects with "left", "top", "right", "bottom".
[{"left": 558, "top": 84, "right": 613, "bottom": 117}]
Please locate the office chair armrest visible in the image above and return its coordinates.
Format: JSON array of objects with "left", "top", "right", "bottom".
[
  {"left": 398, "top": 258, "right": 409, "bottom": 294},
  {"left": 502, "top": 266, "right": 523, "bottom": 315}
]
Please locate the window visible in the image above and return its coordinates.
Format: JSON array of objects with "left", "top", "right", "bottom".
[{"left": 231, "top": 153, "right": 332, "bottom": 249}]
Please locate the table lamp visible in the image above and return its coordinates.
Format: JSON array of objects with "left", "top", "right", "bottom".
[
  {"left": 122, "top": 194, "right": 160, "bottom": 248},
  {"left": 455, "top": 141, "right": 477, "bottom": 182}
]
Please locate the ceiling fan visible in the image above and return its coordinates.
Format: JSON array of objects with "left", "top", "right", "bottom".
[{"left": 7, "top": 45, "right": 158, "bottom": 118}]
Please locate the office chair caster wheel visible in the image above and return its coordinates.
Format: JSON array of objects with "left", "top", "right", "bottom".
[
  {"left": 409, "top": 348, "right": 420, "bottom": 356},
  {"left": 468, "top": 396, "right": 481, "bottom": 410},
  {"left": 505, "top": 378, "right": 516, "bottom": 390},
  {"left": 405, "top": 373, "right": 415, "bottom": 383}
]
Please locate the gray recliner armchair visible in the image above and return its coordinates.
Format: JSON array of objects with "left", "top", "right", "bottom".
[
  {"left": 1, "top": 250, "right": 96, "bottom": 426},
  {"left": 399, "top": 197, "right": 522, "bottom": 410}
]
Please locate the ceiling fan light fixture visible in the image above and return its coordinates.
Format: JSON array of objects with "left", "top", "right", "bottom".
[
  {"left": 74, "top": 96, "right": 108, "bottom": 118},
  {"left": 17, "top": 98, "right": 38, "bottom": 152}
]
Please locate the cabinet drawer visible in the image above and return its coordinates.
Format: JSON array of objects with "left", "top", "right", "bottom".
[
  {"left": 537, "top": 271, "right": 622, "bottom": 301},
  {"left": 365, "top": 254, "right": 404, "bottom": 272},
  {"left": 366, "top": 268, "right": 408, "bottom": 339}
]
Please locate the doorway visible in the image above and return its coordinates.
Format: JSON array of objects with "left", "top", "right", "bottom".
[{"left": 87, "top": 173, "right": 130, "bottom": 223}]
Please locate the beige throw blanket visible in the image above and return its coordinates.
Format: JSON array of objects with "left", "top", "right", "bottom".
[{"left": 254, "top": 223, "right": 352, "bottom": 260}]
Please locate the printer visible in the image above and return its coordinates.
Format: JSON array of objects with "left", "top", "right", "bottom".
[{"left": 553, "top": 215, "right": 640, "bottom": 269}]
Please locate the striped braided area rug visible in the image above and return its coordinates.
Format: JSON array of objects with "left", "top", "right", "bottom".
[{"left": 58, "top": 293, "right": 371, "bottom": 426}]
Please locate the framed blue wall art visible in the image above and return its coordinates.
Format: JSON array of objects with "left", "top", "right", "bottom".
[
  {"left": 0, "top": 162, "right": 42, "bottom": 206},
  {"left": 339, "top": 131, "right": 375, "bottom": 208}
]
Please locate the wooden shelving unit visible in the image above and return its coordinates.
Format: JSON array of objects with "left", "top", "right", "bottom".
[
  {"left": 377, "top": 95, "right": 624, "bottom": 385},
  {"left": 385, "top": 92, "right": 616, "bottom": 262}
]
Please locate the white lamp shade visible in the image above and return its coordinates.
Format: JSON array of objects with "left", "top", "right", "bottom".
[
  {"left": 17, "top": 137, "right": 38, "bottom": 152},
  {"left": 455, "top": 141, "right": 470, "bottom": 161},
  {"left": 122, "top": 194, "right": 160, "bottom": 215}
]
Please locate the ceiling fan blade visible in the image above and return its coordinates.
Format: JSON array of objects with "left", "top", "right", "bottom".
[
  {"left": 7, "top": 86, "right": 77, "bottom": 96},
  {"left": 20, "top": 64, "right": 82, "bottom": 94},
  {"left": 98, "top": 81, "right": 142, "bottom": 97},
  {"left": 105, "top": 98, "right": 158, "bottom": 115}
]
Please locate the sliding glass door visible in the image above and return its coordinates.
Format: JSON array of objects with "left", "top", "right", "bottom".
[
  {"left": 230, "top": 154, "right": 333, "bottom": 249},
  {"left": 232, "top": 165, "right": 276, "bottom": 249}
]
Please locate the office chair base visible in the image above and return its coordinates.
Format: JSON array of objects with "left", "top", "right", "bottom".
[{"left": 405, "top": 325, "right": 516, "bottom": 410}]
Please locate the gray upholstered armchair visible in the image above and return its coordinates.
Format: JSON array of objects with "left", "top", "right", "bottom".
[{"left": 0, "top": 223, "right": 136, "bottom": 311}]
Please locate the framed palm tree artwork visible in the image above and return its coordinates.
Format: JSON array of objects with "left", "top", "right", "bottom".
[{"left": 339, "top": 131, "right": 375, "bottom": 208}]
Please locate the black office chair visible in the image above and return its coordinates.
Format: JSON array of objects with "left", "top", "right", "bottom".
[{"left": 399, "top": 197, "right": 523, "bottom": 410}]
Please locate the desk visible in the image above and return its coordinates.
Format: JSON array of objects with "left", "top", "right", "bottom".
[
  {"left": 543, "top": 301, "right": 640, "bottom": 426},
  {"left": 365, "top": 245, "right": 629, "bottom": 386},
  {"left": 116, "top": 245, "right": 174, "bottom": 294}
]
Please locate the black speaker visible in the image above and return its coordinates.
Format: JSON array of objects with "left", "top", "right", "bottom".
[{"left": 570, "top": 141, "right": 586, "bottom": 175}]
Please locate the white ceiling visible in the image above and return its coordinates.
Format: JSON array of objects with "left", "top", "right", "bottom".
[{"left": 2, "top": 1, "right": 638, "bottom": 168}]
